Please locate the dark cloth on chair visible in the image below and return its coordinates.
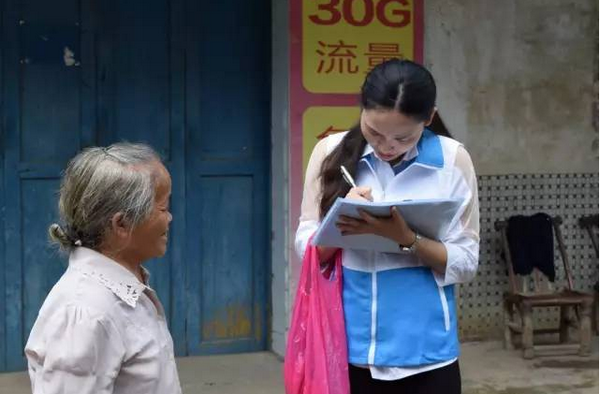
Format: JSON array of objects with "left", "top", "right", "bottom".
[{"left": 507, "top": 213, "right": 555, "bottom": 282}]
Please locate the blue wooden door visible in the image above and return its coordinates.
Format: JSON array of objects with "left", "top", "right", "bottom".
[
  {"left": 93, "top": 0, "right": 189, "bottom": 357},
  {"left": 1, "top": 0, "right": 97, "bottom": 371},
  {"left": 184, "top": 0, "right": 270, "bottom": 355},
  {"left": 0, "top": 0, "right": 270, "bottom": 371}
]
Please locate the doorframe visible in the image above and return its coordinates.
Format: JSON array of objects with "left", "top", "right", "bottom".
[{"left": 269, "top": 0, "right": 290, "bottom": 358}]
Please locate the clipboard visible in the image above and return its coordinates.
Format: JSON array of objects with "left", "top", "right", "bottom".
[{"left": 312, "top": 197, "right": 465, "bottom": 253}]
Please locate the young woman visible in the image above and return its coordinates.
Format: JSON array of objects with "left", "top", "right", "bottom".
[{"left": 295, "top": 59, "right": 479, "bottom": 394}]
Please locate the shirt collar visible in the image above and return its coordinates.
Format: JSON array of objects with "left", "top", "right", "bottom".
[
  {"left": 69, "top": 247, "right": 150, "bottom": 308},
  {"left": 361, "top": 128, "right": 444, "bottom": 169}
]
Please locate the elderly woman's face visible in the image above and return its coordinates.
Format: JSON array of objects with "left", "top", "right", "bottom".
[{"left": 127, "top": 162, "right": 173, "bottom": 262}]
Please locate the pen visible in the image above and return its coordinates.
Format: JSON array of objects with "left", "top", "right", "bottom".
[{"left": 340, "top": 165, "right": 357, "bottom": 188}]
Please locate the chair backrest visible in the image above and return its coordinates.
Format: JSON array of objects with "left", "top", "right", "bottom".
[
  {"left": 495, "top": 216, "right": 574, "bottom": 295},
  {"left": 579, "top": 214, "right": 599, "bottom": 258}
]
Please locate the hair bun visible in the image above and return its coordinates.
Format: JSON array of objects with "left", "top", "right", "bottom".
[{"left": 48, "top": 223, "right": 72, "bottom": 248}]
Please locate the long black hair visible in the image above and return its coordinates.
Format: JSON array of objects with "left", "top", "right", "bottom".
[{"left": 319, "top": 59, "right": 450, "bottom": 218}]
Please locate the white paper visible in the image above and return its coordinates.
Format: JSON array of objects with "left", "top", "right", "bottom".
[{"left": 312, "top": 197, "right": 465, "bottom": 253}]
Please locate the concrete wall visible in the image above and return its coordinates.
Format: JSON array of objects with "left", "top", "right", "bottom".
[{"left": 425, "top": 0, "right": 598, "bottom": 175}]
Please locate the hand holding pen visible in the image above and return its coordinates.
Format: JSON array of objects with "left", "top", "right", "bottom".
[
  {"left": 340, "top": 165, "right": 373, "bottom": 202},
  {"left": 338, "top": 165, "right": 416, "bottom": 246}
]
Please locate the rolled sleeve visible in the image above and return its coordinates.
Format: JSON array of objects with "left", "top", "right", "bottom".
[
  {"left": 435, "top": 146, "right": 480, "bottom": 287},
  {"left": 438, "top": 230, "right": 479, "bottom": 286}
]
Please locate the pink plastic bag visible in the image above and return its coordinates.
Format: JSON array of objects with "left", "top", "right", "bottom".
[{"left": 284, "top": 242, "right": 350, "bottom": 394}]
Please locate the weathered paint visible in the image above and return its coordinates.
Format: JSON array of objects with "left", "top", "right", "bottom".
[
  {"left": 202, "top": 305, "right": 253, "bottom": 340},
  {"left": 62, "top": 46, "right": 79, "bottom": 66},
  {"left": 181, "top": 0, "right": 270, "bottom": 357},
  {"left": 0, "top": 0, "right": 270, "bottom": 371}
]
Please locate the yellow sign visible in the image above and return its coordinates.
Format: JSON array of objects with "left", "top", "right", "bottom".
[
  {"left": 302, "top": 106, "right": 361, "bottom": 174},
  {"left": 303, "top": 0, "right": 415, "bottom": 94}
]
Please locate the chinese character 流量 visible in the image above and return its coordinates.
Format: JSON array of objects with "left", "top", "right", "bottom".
[
  {"left": 316, "top": 40, "right": 359, "bottom": 74},
  {"left": 364, "top": 43, "right": 403, "bottom": 73}
]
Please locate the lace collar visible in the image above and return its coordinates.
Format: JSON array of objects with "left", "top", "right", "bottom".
[{"left": 69, "top": 247, "right": 149, "bottom": 308}]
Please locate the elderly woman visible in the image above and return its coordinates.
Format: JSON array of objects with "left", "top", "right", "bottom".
[{"left": 24, "top": 143, "right": 181, "bottom": 394}]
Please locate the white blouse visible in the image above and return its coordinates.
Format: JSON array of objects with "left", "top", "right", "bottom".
[
  {"left": 295, "top": 134, "right": 479, "bottom": 380},
  {"left": 25, "top": 247, "right": 182, "bottom": 394}
]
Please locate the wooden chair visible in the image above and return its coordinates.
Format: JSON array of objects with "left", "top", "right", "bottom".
[
  {"left": 495, "top": 216, "right": 594, "bottom": 359},
  {"left": 578, "top": 214, "right": 598, "bottom": 335}
]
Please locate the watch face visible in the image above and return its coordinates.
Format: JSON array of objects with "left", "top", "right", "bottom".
[{"left": 399, "top": 233, "right": 419, "bottom": 254}]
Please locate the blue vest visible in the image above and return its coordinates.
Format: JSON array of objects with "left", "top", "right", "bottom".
[{"left": 340, "top": 129, "right": 462, "bottom": 367}]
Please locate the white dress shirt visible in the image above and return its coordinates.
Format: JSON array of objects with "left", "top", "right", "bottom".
[{"left": 25, "top": 247, "right": 182, "bottom": 394}]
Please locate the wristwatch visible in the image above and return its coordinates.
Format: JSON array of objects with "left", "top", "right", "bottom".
[{"left": 399, "top": 232, "right": 421, "bottom": 254}]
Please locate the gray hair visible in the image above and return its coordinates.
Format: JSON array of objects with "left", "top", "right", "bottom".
[{"left": 49, "top": 142, "right": 162, "bottom": 251}]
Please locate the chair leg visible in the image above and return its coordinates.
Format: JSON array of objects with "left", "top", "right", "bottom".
[
  {"left": 503, "top": 299, "right": 515, "bottom": 350},
  {"left": 559, "top": 305, "right": 571, "bottom": 344},
  {"left": 594, "top": 289, "right": 599, "bottom": 336},
  {"left": 521, "top": 303, "right": 534, "bottom": 359},
  {"left": 579, "top": 300, "right": 592, "bottom": 357}
]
